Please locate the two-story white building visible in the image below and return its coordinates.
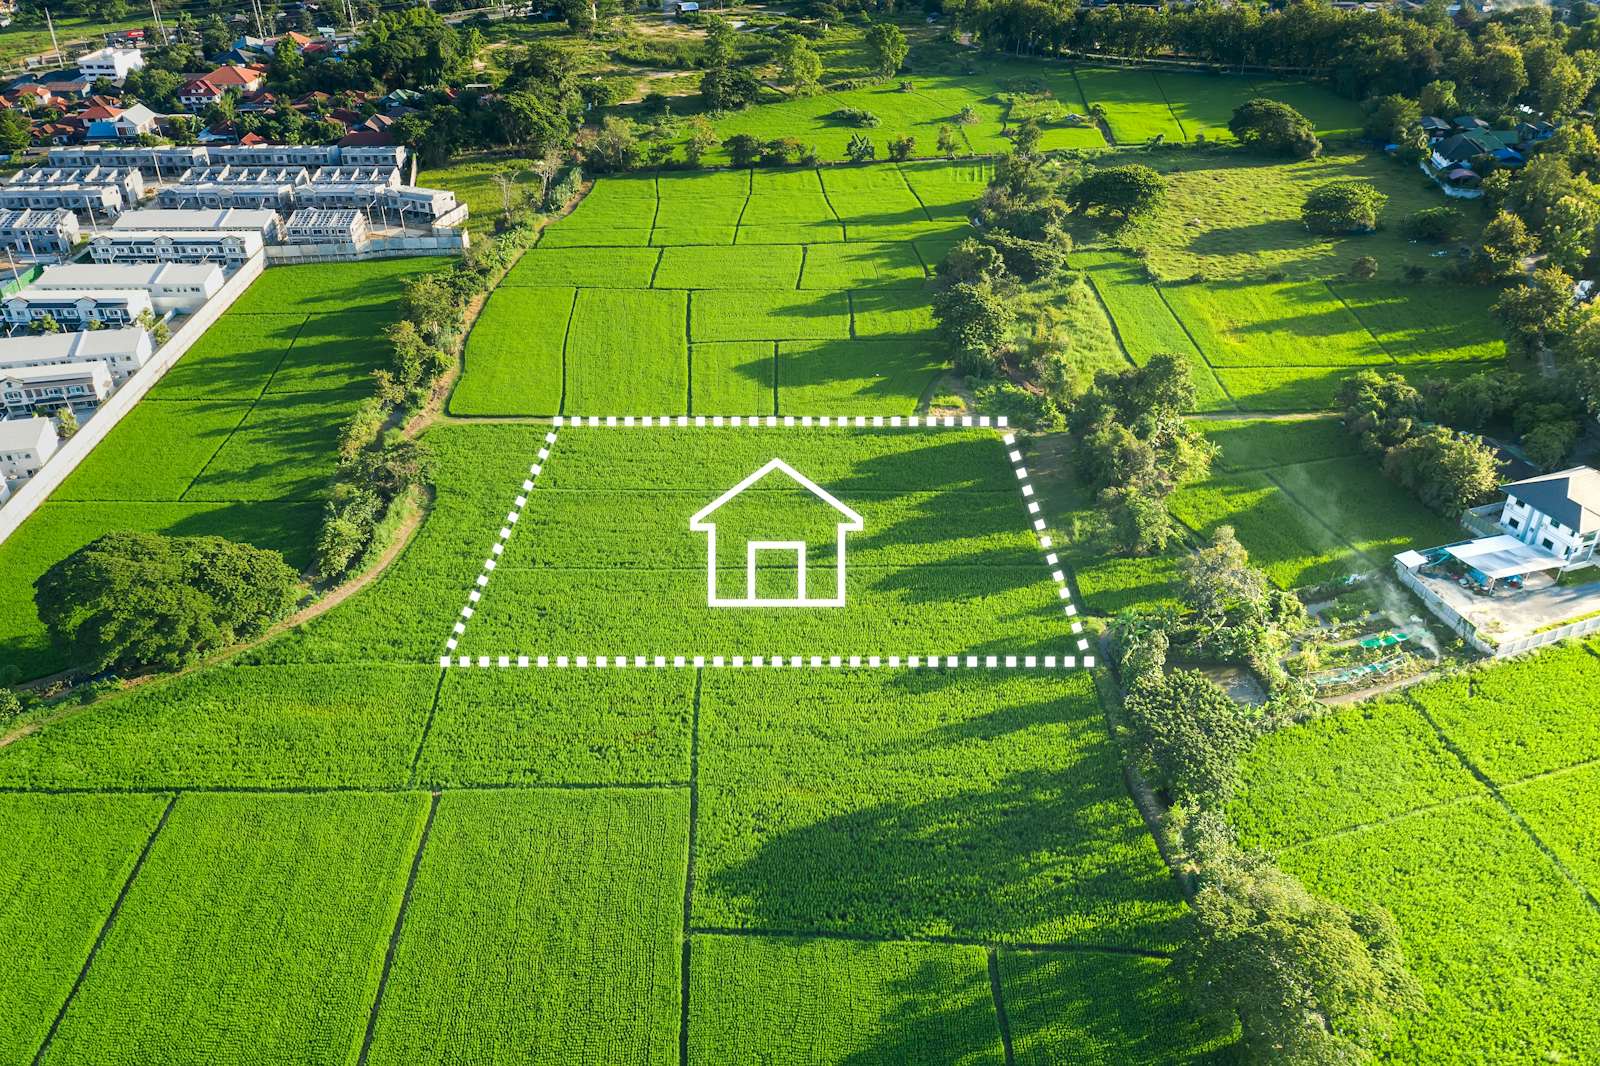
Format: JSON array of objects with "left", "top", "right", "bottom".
[
  {"left": 284, "top": 208, "right": 368, "bottom": 245},
  {"left": 8, "top": 166, "right": 145, "bottom": 208},
  {"left": 2, "top": 288, "right": 153, "bottom": 328},
  {"left": 29, "top": 262, "right": 224, "bottom": 314},
  {"left": 0, "top": 360, "right": 113, "bottom": 414},
  {"left": 111, "top": 207, "right": 282, "bottom": 242},
  {"left": 0, "top": 326, "right": 153, "bottom": 382},
  {"left": 89, "top": 229, "right": 262, "bottom": 266},
  {"left": 0, "top": 415, "right": 58, "bottom": 484},
  {"left": 77, "top": 46, "right": 144, "bottom": 81},
  {"left": 1498, "top": 467, "right": 1600, "bottom": 569},
  {"left": 0, "top": 208, "right": 80, "bottom": 257}
]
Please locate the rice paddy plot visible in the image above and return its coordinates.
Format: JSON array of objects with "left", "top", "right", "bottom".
[
  {"left": 1159, "top": 280, "right": 1393, "bottom": 367},
  {"left": 739, "top": 168, "right": 843, "bottom": 245},
  {"left": 1070, "top": 250, "right": 1232, "bottom": 412},
  {"left": 450, "top": 285, "right": 572, "bottom": 416},
  {"left": 1229, "top": 698, "right": 1483, "bottom": 850},
  {"left": 503, "top": 246, "right": 661, "bottom": 288},
  {"left": 1153, "top": 70, "right": 1364, "bottom": 142},
  {"left": 1168, "top": 471, "right": 1353, "bottom": 589},
  {"left": 145, "top": 313, "right": 306, "bottom": 400},
  {"left": 1073, "top": 67, "right": 1184, "bottom": 144},
  {"left": 266, "top": 311, "right": 391, "bottom": 393},
  {"left": 565, "top": 288, "right": 689, "bottom": 412},
  {"left": 687, "top": 935, "right": 1005, "bottom": 1065},
  {"left": 41, "top": 791, "right": 427, "bottom": 1066},
  {"left": 776, "top": 338, "right": 942, "bottom": 415},
  {"left": 0, "top": 500, "right": 318, "bottom": 680},
  {"left": 363, "top": 789, "right": 688, "bottom": 1066},
  {"left": 691, "top": 340, "right": 776, "bottom": 415},
  {"left": 691, "top": 288, "right": 852, "bottom": 342},
  {"left": 655, "top": 244, "right": 804, "bottom": 289},
  {"left": 1209, "top": 365, "right": 1353, "bottom": 411},
  {"left": 1280, "top": 798, "right": 1600, "bottom": 1061},
  {"left": 50, "top": 398, "right": 248, "bottom": 501},
  {"left": 799, "top": 241, "right": 927, "bottom": 289},
  {"left": 414, "top": 670, "right": 695, "bottom": 787},
  {"left": 1197, "top": 416, "right": 1358, "bottom": 472},
  {"left": 1503, "top": 762, "right": 1600, "bottom": 893},
  {"left": 0, "top": 664, "right": 439, "bottom": 790},
  {"left": 1000, "top": 950, "right": 1239, "bottom": 1065},
  {"left": 1331, "top": 280, "right": 1508, "bottom": 364},
  {"left": 897, "top": 160, "right": 993, "bottom": 222},
  {"left": 0, "top": 793, "right": 172, "bottom": 1066},
  {"left": 654, "top": 168, "right": 748, "bottom": 245},
  {"left": 229, "top": 257, "right": 449, "bottom": 316},
  {"left": 537, "top": 174, "right": 657, "bottom": 248},
  {"left": 1267, "top": 456, "right": 1462, "bottom": 561},
  {"left": 692, "top": 670, "right": 1189, "bottom": 949},
  {"left": 184, "top": 385, "right": 369, "bottom": 500},
  {"left": 850, "top": 288, "right": 936, "bottom": 338}
]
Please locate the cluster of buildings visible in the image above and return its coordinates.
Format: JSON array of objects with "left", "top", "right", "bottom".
[{"left": 1416, "top": 113, "right": 1558, "bottom": 195}]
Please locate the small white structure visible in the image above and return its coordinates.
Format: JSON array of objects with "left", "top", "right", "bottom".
[
  {"left": 1, "top": 360, "right": 113, "bottom": 413},
  {"left": 284, "top": 208, "right": 368, "bottom": 245},
  {"left": 0, "top": 415, "right": 58, "bottom": 483},
  {"left": 310, "top": 165, "right": 400, "bottom": 187},
  {"left": 77, "top": 46, "right": 145, "bottom": 81},
  {"left": 0, "top": 326, "right": 152, "bottom": 382},
  {"left": 111, "top": 207, "right": 282, "bottom": 241},
  {"left": 89, "top": 229, "right": 262, "bottom": 265},
  {"left": 30, "top": 262, "right": 224, "bottom": 313},
  {"left": 383, "top": 185, "right": 458, "bottom": 224},
  {"left": 2, "top": 289, "right": 152, "bottom": 328},
  {"left": 0, "top": 208, "right": 80, "bottom": 256},
  {"left": 689, "top": 458, "right": 864, "bottom": 607},
  {"left": 1499, "top": 467, "right": 1600, "bottom": 567}
]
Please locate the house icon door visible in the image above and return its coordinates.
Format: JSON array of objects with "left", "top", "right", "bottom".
[{"left": 689, "top": 458, "right": 864, "bottom": 608}]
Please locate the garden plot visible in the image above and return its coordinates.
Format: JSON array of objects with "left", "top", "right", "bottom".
[
  {"left": 440, "top": 422, "right": 1089, "bottom": 667},
  {"left": 41, "top": 791, "right": 426, "bottom": 1066},
  {"left": 364, "top": 789, "right": 688, "bottom": 1066}
]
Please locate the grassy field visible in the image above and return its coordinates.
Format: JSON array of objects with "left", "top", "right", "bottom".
[
  {"left": 1230, "top": 640, "right": 1600, "bottom": 1060},
  {"left": 0, "top": 257, "right": 443, "bottom": 680}
]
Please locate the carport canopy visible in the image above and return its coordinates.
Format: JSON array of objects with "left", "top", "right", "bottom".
[{"left": 1444, "top": 535, "right": 1565, "bottom": 579}]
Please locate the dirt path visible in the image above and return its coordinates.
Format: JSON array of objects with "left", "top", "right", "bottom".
[{"left": 1184, "top": 410, "right": 1339, "bottom": 422}]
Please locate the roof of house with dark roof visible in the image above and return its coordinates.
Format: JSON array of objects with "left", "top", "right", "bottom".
[{"left": 1503, "top": 466, "right": 1600, "bottom": 534}]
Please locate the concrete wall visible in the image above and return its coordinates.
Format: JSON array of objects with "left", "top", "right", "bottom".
[
  {"left": 1395, "top": 558, "right": 1600, "bottom": 658},
  {"left": 264, "top": 231, "right": 469, "bottom": 264},
  {"left": 0, "top": 252, "right": 264, "bottom": 546}
]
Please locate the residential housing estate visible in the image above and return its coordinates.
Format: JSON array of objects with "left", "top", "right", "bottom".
[
  {"left": 89, "top": 230, "right": 263, "bottom": 266},
  {"left": 28, "top": 263, "right": 224, "bottom": 314},
  {"left": 1, "top": 361, "right": 113, "bottom": 415},
  {"left": 0, "top": 327, "right": 152, "bottom": 383},
  {"left": 0, "top": 416, "right": 59, "bottom": 484},
  {"left": 2, "top": 288, "right": 153, "bottom": 328}
]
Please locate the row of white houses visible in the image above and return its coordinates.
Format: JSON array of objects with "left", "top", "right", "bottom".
[{"left": 48, "top": 143, "right": 407, "bottom": 175}]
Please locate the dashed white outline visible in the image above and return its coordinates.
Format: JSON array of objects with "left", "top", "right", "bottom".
[{"left": 439, "top": 417, "right": 1096, "bottom": 670}]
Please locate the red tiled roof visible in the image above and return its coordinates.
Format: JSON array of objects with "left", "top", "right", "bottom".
[{"left": 337, "top": 129, "right": 395, "bottom": 148}]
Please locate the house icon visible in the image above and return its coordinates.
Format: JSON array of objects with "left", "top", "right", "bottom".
[{"left": 689, "top": 458, "right": 864, "bottom": 608}]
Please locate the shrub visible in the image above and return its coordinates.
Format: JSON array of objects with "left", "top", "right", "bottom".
[
  {"left": 724, "top": 133, "right": 763, "bottom": 167},
  {"left": 1382, "top": 426, "right": 1502, "bottom": 516},
  {"left": 932, "top": 281, "right": 1012, "bottom": 375},
  {"left": 1349, "top": 256, "right": 1379, "bottom": 279},
  {"left": 759, "top": 136, "right": 806, "bottom": 165},
  {"left": 828, "top": 106, "right": 881, "bottom": 127},
  {"left": 1522, "top": 419, "right": 1579, "bottom": 469},
  {"left": 1229, "top": 98, "right": 1321, "bottom": 159},
  {"left": 1404, "top": 205, "right": 1461, "bottom": 242},
  {"left": 1066, "top": 163, "right": 1165, "bottom": 220},
  {"left": 846, "top": 133, "right": 876, "bottom": 162},
  {"left": 1123, "top": 669, "right": 1260, "bottom": 806},
  {"left": 971, "top": 379, "right": 1064, "bottom": 430},
  {"left": 888, "top": 134, "right": 916, "bottom": 161},
  {"left": 980, "top": 232, "right": 1069, "bottom": 282},
  {"left": 1301, "top": 181, "right": 1387, "bottom": 234}
]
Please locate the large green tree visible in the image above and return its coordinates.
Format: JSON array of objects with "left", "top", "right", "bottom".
[
  {"left": 1229, "top": 98, "right": 1321, "bottom": 159},
  {"left": 35, "top": 532, "right": 301, "bottom": 674},
  {"left": 865, "top": 23, "right": 908, "bottom": 78}
]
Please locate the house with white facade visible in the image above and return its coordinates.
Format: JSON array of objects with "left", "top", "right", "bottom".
[
  {"left": 111, "top": 207, "right": 282, "bottom": 241},
  {"left": 49, "top": 144, "right": 210, "bottom": 175},
  {"left": 0, "top": 415, "right": 58, "bottom": 483},
  {"left": 77, "top": 46, "right": 145, "bottom": 80},
  {"left": 2, "top": 289, "right": 152, "bottom": 328},
  {"left": 8, "top": 165, "right": 145, "bottom": 208},
  {"left": 160, "top": 165, "right": 306, "bottom": 211},
  {"left": 337, "top": 143, "right": 407, "bottom": 169},
  {"left": 1498, "top": 467, "right": 1600, "bottom": 568},
  {"left": 29, "top": 262, "right": 224, "bottom": 313},
  {"left": 383, "top": 185, "right": 459, "bottom": 224},
  {"left": 1, "top": 360, "right": 113, "bottom": 413},
  {"left": 89, "top": 229, "right": 262, "bottom": 265},
  {"left": 284, "top": 208, "right": 368, "bottom": 245},
  {"left": 211, "top": 143, "right": 339, "bottom": 167},
  {"left": 0, "top": 182, "right": 121, "bottom": 219},
  {"left": 0, "top": 208, "right": 80, "bottom": 256},
  {"left": 0, "top": 326, "right": 152, "bottom": 382}
]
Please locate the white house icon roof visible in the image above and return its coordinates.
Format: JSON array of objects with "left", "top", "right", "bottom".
[{"left": 689, "top": 458, "right": 864, "bottom": 532}]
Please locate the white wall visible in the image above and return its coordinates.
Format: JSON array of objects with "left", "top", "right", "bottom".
[{"left": 0, "top": 253, "right": 265, "bottom": 546}]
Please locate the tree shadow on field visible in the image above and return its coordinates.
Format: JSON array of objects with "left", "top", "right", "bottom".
[{"left": 702, "top": 764, "right": 1188, "bottom": 951}]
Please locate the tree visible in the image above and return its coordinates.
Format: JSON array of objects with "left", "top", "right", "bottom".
[
  {"left": 1337, "top": 370, "right": 1424, "bottom": 454},
  {"left": 1542, "top": 194, "right": 1600, "bottom": 274},
  {"left": 1403, "top": 205, "right": 1460, "bottom": 243},
  {"left": 1349, "top": 255, "right": 1379, "bottom": 279},
  {"left": 936, "top": 238, "right": 1006, "bottom": 289},
  {"left": 35, "top": 532, "right": 301, "bottom": 674},
  {"left": 1476, "top": 42, "right": 1528, "bottom": 105},
  {"left": 1101, "top": 483, "right": 1177, "bottom": 556},
  {"left": 36, "top": 315, "right": 60, "bottom": 334},
  {"left": 0, "top": 687, "right": 20, "bottom": 725},
  {"left": 267, "top": 37, "right": 304, "bottom": 90},
  {"left": 1523, "top": 419, "right": 1579, "bottom": 469},
  {"left": 1123, "top": 670, "right": 1259, "bottom": 806},
  {"left": 724, "top": 133, "right": 762, "bottom": 168},
  {"left": 932, "top": 281, "right": 1013, "bottom": 374},
  {"left": 1301, "top": 181, "right": 1387, "bottom": 234},
  {"left": 53, "top": 406, "right": 78, "bottom": 439},
  {"left": 1013, "top": 116, "right": 1043, "bottom": 154},
  {"left": 937, "top": 124, "right": 961, "bottom": 159},
  {"left": 586, "top": 115, "right": 639, "bottom": 173},
  {"left": 1066, "top": 164, "right": 1164, "bottom": 220},
  {"left": 700, "top": 66, "right": 761, "bottom": 112},
  {"left": 1383, "top": 426, "right": 1502, "bottom": 515},
  {"left": 1539, "top": 56, "right": 1593, "bottom": 118},
  {"left": 846, "top": 133, "right": 876, "bottom": 162},
  {"left": 684, "top": 116, "right": 719, "bottom": 167},
  {"left": 864, "top": 23, "right": 908, "bottom": 79},
  {"left": 1363, "top": 93, "right": 1419, "bottom": 143},
  {"left": 0, "top": 109, "right": 31, "bottom": 153},
  {"left": 1180, "top": 526, "right": 1266, "bottom": 635},
  {"left": 1418, "top": 79, "right": 1459, "bottom": 116},
  {"left": 1182, "top": 848, "right": 1424, "bottom": 1064},
  {"left": 1479, "top": 211, "right": 1538, "bottom": 276},
  {"left": 888, "top": 134, "right": 916, "bottom": 161},
  {"left": 1494, "top": 266, "right": 1574, "bottom": 355},
  {"left": 779, "top": 34, "right": 823, "bottom": 95},
  {"left": 136, "top": 308, "right": 169, "bottom": 346},
  {"left": 1228, "top": 98, "right": 1321, "bottom": 159},
  {"left": 703, "top": 15, "right": 737, "bottom": 67}
]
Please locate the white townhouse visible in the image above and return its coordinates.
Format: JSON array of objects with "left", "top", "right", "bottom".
[
  {"left": 0, "top": 415, "right": 58, "bottom": 483},
  {"left": 89, "top": 229, "right": 262, "bottom": 265},
  {"left": 210, "top": 143, "right": 340, "bottom": 168},
  {"left": 284, "top": 208, "right": 368, "bottom": 245},
  {"left": 30, "top": 262, "right": 224, "bottom": 314},
  {"left": 2, "top": 289, "right": 152, "bottom": 328},
  {"left": 0, "top": 208, "right": 80, "bottom": 256},
  {"left": 0, "top": 360, "right": 112, "bottom": 414},
  {"left": 337, "top": 143, "right": 407, "bottom": 169},
  {"left": 111, "top": 207, "right": 282, "bottom": 242},
  {"left": 0, "top": 326, "right": 152, "bottom": 382},
  {"left": 7, "top": 166, "right": 145, "bottom": 208},
  {"left": 382, "top": 185, "right": 459, "bottom": 224},
  {"left": 77, "top": 46, "right": 144, "bottom": 80},
  {"left": 1498, "top": 467, "right": 1600, "bottom": 569},
  {"left": 0, "top": 182, "right": 121, "bottom": 219},
  {"left": 158, "top": 168, "right": 305, "bottom": 212},
  {"left": 49, "top": 144, "right": 210, "bottom": 176}
]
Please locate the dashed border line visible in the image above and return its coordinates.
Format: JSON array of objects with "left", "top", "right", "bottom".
[{"left": 438, "top": 418, "right": 1096, "bottom": 670}]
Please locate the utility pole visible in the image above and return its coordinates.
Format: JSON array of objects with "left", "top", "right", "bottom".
[
  {"left": 149, "top": 0, "right": 169, "bottom": 45},
  {"left": 43, "top": 6, "right": 62, "bottom": 67}
]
